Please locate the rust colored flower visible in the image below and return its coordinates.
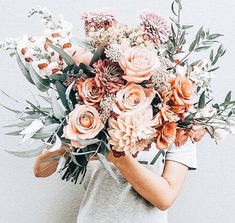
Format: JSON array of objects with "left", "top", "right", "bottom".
[
  {"left": 94, "top": 59, "right": 125, "bottom": 93},
  {"left": 156, "top": 122, "right": 177, "bottom": 149},
  {"left": 76, "top": 78, "right": 105, "bottom": 106},
  {"left": 175, "top": 128, "right": 189, "bottom": 147},
  {"left": 188, "top": 125, "right": 207, "bottom": 142},
  {"left": 169, "top": 76, "right": 194, "bottom": 106}
]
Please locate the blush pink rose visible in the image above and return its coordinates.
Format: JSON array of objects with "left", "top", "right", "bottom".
[
  {"left": 119, "top": 47, "right": 160, "bottom": 83},
  {"left": 71, "top": 46, "right": 93, "bottom": 66},
  {"left": 113, "top": 83, "right": 155, "bottom": 115},
  {"left": 63, "top": 105, "right": 104, "bottom": 148}
]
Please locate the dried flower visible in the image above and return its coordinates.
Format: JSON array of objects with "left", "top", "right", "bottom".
[
  {"left": 139, "top": 11, "right": 171, "bottom": 44},
  {"left": 76, "top": 78, "right": 105, "bottom": 106},
  {"left": 81, "top": 8, "right": 116, "bottom": 34},
  {"left": 94, "top": 59, "right": 125, "bottom": 93},
  {"left": 108, "top": 107, "right": 157, "bottom": 155}
]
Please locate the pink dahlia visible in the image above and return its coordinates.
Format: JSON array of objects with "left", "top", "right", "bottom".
[
  {"left": 139, "top": 11, "right": 171, "bottom": 44},
  {"left": 94, "top": 59, "right": 126, "bottom": 94}
]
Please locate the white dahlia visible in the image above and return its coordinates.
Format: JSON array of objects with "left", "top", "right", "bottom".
[{"left": 107, "top": 107, "right": 157, "bottom": 155}]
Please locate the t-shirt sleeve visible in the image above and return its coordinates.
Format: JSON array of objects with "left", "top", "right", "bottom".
[{"left": 165, "top": 140, "right": 197, "bottom": 170}]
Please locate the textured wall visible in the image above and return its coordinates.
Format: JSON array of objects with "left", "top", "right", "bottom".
[{"left": 0, "top": 0, "right": 235, "bottom": 222}]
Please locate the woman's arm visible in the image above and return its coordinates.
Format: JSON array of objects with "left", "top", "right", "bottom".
[
  {"left": 33, "top": 147, "right": 66, "bottom": 177},
  {"left": 107, "top": 151, "right": 188, "bottom": 211}
]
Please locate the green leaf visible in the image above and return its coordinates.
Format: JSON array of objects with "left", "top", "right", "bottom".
[
  {"left": 194, "top": 46, "right": 211, "bottom": 52},
  {"left": 182, "top": 25, "right": 193, "bottom": 29},
  {"left": 3, "top": 120, "right": 33, "bottom": 128},
  {"left": 225, "top": 91, "right": 232, "bottom": 103},
  {"left": 50, "top": 73, "right": 67, "bottom": 82},
  {"left": 32, "top": 123, "right": 60, "bottom": 139},
  {"left": 196, "top": 26, "right": 204, "bottom": 44},
  {"left": 16, "top": 53, "right": 34, "bottom": 85},
  {"left": 0, "top": 103, "right": 22, "bottom": 114},
  {"left": 210, "top": 49, "right": 214, "bottom": 62},
  {"left": 207, "top": 34, "right": 224, "bottom": 40},
  {"left": 189, "top": 40, "right": 197, "bottom": 52},
  {"left": 51, "top": 89, "right": 65, "bottom": 119},
  {"left": 55, "top": 81, "right": 70, "bottom": 110},
  {"left": 65, "top": 81, "right": 75, "bottom": 111},
  {"left": 5, "top": 130, "right": 22, "bottom": 136},
  {"left": 89, "top": 42, "right": 105, "bottom": 66},
  {"left": 97, "top": 153, "right": 120, "bottom": 184},
  {"left": 28, "top": 65, "right": 50, "bottom": 92},
  {"left": 49, "top": 44, "right": 74, "bottom": 66},
  {"left": 171, "top": 1, "right": 177, "bottom": 16},
  {"left": 198, "top": 91, "right": 206, "bottom": 109},
  {"left": 208, "top": 66, "right": 220, "bottom": 72},
  {"left": 5, "top": 145, "right": 44, "bottom": 158},
  {"left": 77, "top": 137, "right": 100, "bottom": 147}
]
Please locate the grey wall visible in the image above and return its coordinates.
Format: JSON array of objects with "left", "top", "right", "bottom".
[{"left": 0, "top": 0, "right": 235, "bottom": 222}]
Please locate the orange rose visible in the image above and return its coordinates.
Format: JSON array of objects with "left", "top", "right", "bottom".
[
  {"left": 174, "top": 128, "right": 189, "bottom": 147},
  {"left": 188, "top": 125, "right": 206, "bottom": 142},
  {"left": 63, "top": 105, "right": 104, "bottom": 148},
  {"left": 169, "top": 76, "right": 194, "bottom": 106},
  {"left": 119, "top": 47, "right": 160, "bottom": 83},
  {"left": 156, "top": 122, "right": 177, "bottom": 149},
  {"left": 76, "top": 78, "right": 105, "bottom": 106}
]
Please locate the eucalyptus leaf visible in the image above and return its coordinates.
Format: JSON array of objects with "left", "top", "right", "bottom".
[
  {"left": 28, "top": 64, "right": 50, "bottom": 92},
  {"left": 65, "top": 81, "right": 75, "bottom": 111},
  {"left": 97, "top": 153, "right": 120, "bottom": 184},
  {"left": 89, "top": 42, "right": 105, "bottom": 66},
  {"left": 3, "top": 120, "right": 33, "bottom": 128},
  {"left": 225, "top": 91, "right": 232, "bottom": 103},
  {"left": 195, "top": 46, "right": 211, "bottom": 52},
  {"left": 198, "top": 91, "right": 206, "bottom": 109},
  {"left": 55, "top": 81, "right": 69, "bottom": 110},
  {"left": 77, "top": 137, "right": 101, "bottom": 147},
  {"left": 0, "top": 103, "right": 22, "bottom": 114},
  {"left": 49, "top": 44, "right": 74, "bottom": 66},
  {"left": 32, "top": 123, "right": 60, "bottom": 139},
  {"left": 16, "top": 53, "right": 34, "bottom": 84},
  {"left": 5, "top": 145, "right": 44, "bottom": 158},
  {"left": 20, "top": 119, "right": 44, "bottom": 135},
  {"left": 51, "top": 89, "right": 65, "bottom": 119},
  {"left": 207, "top": 34, "right": 223, "bottom": 40},
  {"left": 5, "top": 130, "right": 22, "bottom": 136}
]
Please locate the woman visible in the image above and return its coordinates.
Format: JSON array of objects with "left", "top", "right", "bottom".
[{"left": 34, "top": 140, "right": 197, "bottom": 223}]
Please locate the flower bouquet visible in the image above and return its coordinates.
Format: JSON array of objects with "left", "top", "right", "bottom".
[{"left": 1, "top": 1, "right": 235, "bottom": 184}]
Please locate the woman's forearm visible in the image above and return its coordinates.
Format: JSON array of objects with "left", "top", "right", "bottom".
[{"left": 111, "top": 154, "right": 188, "bottom": 210}]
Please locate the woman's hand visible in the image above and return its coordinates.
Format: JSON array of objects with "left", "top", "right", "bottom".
[{"left": 33, "top": 147, "right": 66, "bottom": 178}]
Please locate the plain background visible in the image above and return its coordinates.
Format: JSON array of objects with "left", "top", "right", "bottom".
[{"left": 0, "top": 0, "right": 235, "bottom": 222}]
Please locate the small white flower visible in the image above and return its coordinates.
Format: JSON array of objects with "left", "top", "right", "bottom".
[
  {"left": 176, "top": 65, "right": 187, "bottom": 76},
  {"left": 214, "top": 128, "right": 230, "bottom": 140}
]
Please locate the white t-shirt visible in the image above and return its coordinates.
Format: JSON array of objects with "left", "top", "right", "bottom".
[{"left": 77, "top": 140, "right": 197, "bottom": 223}]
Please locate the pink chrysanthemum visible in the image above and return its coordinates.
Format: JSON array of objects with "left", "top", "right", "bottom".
[
  {"left": 139, "top": 11, "right": 171, "bottom": 44},
  {"left": 81, "top": 9, "right": 116, "bottom": 34},
  {"left": 94, "top": 59, "right": 126, "bottom": 94}
]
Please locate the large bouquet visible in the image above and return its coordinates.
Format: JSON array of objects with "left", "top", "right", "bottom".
[{"left": 1, "top": 1, "right": 234, "bottom": 183}]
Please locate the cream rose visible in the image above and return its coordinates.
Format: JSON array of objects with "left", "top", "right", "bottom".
[
  {"left": 113, "top": 83, "right": 155, "bottom": 115},
  {"left": 119, "top": 47, "right": 160, "bottom": 83},
  {"left": 63, "top": 105, "right": 104, "bottom": 148},
  {"left": 71, "top": 46, "right": 93, "bottom": 66}
]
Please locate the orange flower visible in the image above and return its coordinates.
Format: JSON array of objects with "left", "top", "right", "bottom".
[
  {"left": 156, "top": 122, "right": 177, "bottom": 149},
  {"left": 175, "top": 128, "right": 189, "bottom": 147},
  {"left": 169, "top": 76, "right": 194, "bottom": 106},
  {"left": 188, "top": 125, "right": 207, "bottom": 142},
  {"left": 76, "top": 78, "right": 105, "bottom": 106}
]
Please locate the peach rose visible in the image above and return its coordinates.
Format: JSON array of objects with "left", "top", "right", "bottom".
[
  {"left": 156, "top": 122, "right": 177, "bottom": 149},
  {"left": 63, "top": 105, "right": 104, "bottom": 148},
  {"left": 188, "top": 125, "right": 207, "bottom": 142},
  {"left": 72, "top": 46, "right": 93, "bottom": 66},
  {"left": 113, "top": 83, "right": 155, "bottom": 115},
  {"left": 169, "top": 76, "right": 194, "bottom": 106},
  {"left": 175, "top": 128, "right": 189, "bottom": 147},
  {"left": 76, "top": 78, "right": 105, "bottom": 106},
  {"left": 119, "top": 47, "right": 160, "bottom": 83}
]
